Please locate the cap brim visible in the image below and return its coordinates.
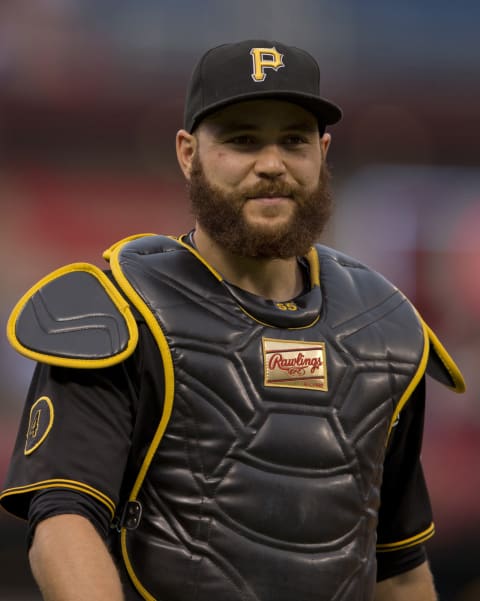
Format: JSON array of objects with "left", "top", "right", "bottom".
[{"left": 188, "top": 90, "right": 342, "bottom": 132}]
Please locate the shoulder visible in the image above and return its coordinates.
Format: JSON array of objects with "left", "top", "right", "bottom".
[
  {"left": 313, "top": 244, "right": 465, "bottom": 394},
  {"left": 314, "top": 243, "right": 368, "bottom": 266},
  {"left": 313, "top": 243, "right": 402, "bottom": 300},
  {"left": 312, "top": 243, "right": 408, "bottom": 325},
  {"left": 314, "top": 243, "right": 396, "bottom": 287},
  {"left": 7, "top": 263, "right": 139, "bottom": 369}
]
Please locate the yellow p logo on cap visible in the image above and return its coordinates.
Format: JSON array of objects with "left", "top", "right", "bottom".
[{"left": 250, "top": 47, "right": 285, "bottom": 82}]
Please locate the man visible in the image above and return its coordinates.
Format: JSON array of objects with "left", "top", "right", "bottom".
[{"left": 0, "top": 39, "right": 465, "bottom": 601}]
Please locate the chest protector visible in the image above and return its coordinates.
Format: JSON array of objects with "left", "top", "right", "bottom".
[{"left": 99, "top": 234, "right": 459, "bottom": 601}]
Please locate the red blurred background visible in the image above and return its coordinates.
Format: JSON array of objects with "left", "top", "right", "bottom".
[{"left": 1, "top": 2, "right": 479, "bottom": 600}]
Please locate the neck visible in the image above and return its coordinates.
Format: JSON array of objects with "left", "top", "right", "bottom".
[{"left": 192, "top": 226, "right": 305, "bottom": 302}]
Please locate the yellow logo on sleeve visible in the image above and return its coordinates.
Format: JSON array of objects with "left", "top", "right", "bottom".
[{"left": 25, "top": 396, "right": 54, "bottom": 455}]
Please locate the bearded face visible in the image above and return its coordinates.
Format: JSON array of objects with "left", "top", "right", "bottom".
[{"left": 188, "top": 152, "right": 333, "bottom": 259}]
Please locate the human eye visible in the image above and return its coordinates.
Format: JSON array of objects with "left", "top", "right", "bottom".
[
  {"left": 282, "top": 133, "right": 309, "bottom": 147},
  {"left": 226, "top": 134, "right": 258, "bottom": 147}
]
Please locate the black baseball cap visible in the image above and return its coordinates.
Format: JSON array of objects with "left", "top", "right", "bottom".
[{"left": 184, "top": 39, "right": 342, "bottom": 133}]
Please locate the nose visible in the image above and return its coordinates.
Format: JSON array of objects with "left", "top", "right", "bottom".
[{"left": 253, "top": 144, "right": 286, "bottom": 179}]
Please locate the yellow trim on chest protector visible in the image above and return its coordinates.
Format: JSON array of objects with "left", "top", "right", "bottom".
[
  {"left": 386, "top": 311, "right": 465, "bottom": 444},
  {"left": 106, "top": 235, "right": 176, "bottom": 601},
  {"left": 424, "top": 321, "right": 465, "bottom": 392},
  {"left": 7, "top": 263, "right": 138, "bottom": 368}
]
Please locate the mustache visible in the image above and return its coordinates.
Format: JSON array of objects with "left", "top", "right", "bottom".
[{"left": 241, "top": 182, "right": 297, "bottom": 200}]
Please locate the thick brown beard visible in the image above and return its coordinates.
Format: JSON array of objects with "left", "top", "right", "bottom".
[{"left": 188, "top": 153, "right": 333, "bottom": 259}]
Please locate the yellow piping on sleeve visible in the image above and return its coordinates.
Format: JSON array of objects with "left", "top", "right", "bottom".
[
  {"left": 0, "top": 479, "right": 116, "bottom": 518},
  {"left": 376, "top": 522, "right": 435, "bottom": 552}
]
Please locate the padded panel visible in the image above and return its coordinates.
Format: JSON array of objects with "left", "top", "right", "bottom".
[{"left": 8, "top": 263, "right": 138, "bottom": 367}]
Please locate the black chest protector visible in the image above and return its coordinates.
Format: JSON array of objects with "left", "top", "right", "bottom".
[
  {"left": 103, "top": 234, "right": 437, "bottom": 601},
  {"left": 5, "top": 233, "right": 465, "bottom": 600}
]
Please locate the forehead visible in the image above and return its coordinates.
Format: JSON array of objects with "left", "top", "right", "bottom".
[{"left": 199, "top": 99, "right": 319, "bottom": 133}]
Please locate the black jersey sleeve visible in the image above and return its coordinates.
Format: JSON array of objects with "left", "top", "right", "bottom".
[
  {"left": 27, "top": 488, "right": 112, "bottom": 547},
  {"left": 376, "top": 376, "right": 434, "bottom": 580},
  {"left": 0, "top": 345, "right": 141, "bottom": 523}
]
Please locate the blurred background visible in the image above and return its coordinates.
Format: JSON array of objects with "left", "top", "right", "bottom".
[{"left": 0, "top": 1, "right": 479, "bottom": 599}]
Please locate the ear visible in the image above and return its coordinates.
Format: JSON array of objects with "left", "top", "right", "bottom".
[
  {"left": 176, "top": 129, "right": 197, "bottom": 180},
  {"left": 320, "top": 132, "right": 332, "bottom": 158}
]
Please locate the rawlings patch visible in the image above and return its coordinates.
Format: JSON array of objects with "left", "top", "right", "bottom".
[
  {"left": 25, "top": 396, "right": 54, "bottom": 455},
  {"left": 262, "top": 338, "right": 328, "bottom": 391}
]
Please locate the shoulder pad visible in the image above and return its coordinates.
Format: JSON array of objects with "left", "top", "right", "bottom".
[
  {"left": 7, "top": 263, "right": 138, "bottom": 368},
  {"left": 424, "top": 321, "right": 465, "bottom": 392},
  {"left": 315, "top": 244, "right": 466, "bottom": 394}
]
